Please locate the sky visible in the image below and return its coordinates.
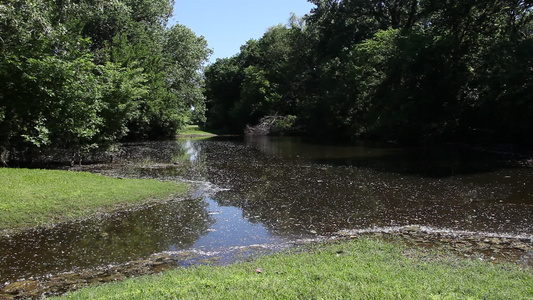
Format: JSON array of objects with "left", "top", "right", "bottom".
[{"left": 170, "top": 0, "right": 316, "bottom": 63}]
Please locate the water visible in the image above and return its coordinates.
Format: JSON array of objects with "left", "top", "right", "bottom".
[
  {"left": 190, "top": 137, "right": 533, "bottom": 235},
  {"left": 1, "top": 136, "right": 532, "bottom": 287},
  {"left": 193, "top": 197, "right": 288, "bottom": 250}
]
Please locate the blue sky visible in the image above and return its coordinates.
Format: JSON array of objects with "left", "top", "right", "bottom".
[{"left": 170, "top": 0, "right": 316, "bottom": 63}]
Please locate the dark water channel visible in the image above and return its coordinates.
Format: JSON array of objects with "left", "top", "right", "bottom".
[{"left": 1, "top": 137, "right": 533, "bottom": 294}]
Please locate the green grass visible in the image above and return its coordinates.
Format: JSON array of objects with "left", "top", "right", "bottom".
[
  {"left": 177, "top": 125, "right": 216, "bottom": 137},
  {"left": 58, "top": 238, "right": 533, "bottom": 299},
  {"left": 0, "top": 168, "right": 188, "bottom": 232}
]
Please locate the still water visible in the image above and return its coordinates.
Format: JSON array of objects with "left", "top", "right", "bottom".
[{"left": 1, "top": 136, "right": 532, "bottom": 285}]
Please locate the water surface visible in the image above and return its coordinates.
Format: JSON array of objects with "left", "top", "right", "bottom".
[{"left": 1, "top": 137, "right": 532, "bottom": 286}]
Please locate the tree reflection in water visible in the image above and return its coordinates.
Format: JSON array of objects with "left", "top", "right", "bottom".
[{"left": 0, "top": 198, "right": 212, "bottom": 283}]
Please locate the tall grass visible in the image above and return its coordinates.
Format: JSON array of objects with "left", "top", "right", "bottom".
[{"left": 0, "top": 168, "right": 188, "bottom": 231}]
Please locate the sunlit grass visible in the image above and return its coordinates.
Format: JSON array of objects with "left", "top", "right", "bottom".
[
  {"left": 0, "top": 168, "right": 188, "bottom": 232},
  {"left": 177, "top": 125, "right": 216, "bottom": 137},
  {"left": 59, "top": 238, "right": 533, "bottom": 299}
]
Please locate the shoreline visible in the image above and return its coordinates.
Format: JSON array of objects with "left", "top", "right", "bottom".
[{"left": 2, "top": 225, "right": 531, "bottom": 299}]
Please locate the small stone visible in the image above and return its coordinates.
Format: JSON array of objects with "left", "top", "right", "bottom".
[
  {"left": 487, "top": 238, "right": 501, "bottom": 245},
  {"left": 513, "top": 244, "right": 530, "bottom": 251},
  {"left": 477, "top": 243, "right": 490, "bottom": 249},
  {"left": 402, "top": 226, "right": 422, "bottom": 232}
]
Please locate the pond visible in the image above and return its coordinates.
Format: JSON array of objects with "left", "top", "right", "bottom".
[{"left": 1, "top": 136, "right": 532, "bottom": 296}]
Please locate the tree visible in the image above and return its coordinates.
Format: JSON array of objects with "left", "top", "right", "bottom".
[
  {"left": 204, "top": 57, "right": 244, "bottom": 132},
  {"left": 0, "top": 0, "right": 211, "bottom": 163},
  {"left": 204, "top": 0, "right": 533, "bottom": 145}
]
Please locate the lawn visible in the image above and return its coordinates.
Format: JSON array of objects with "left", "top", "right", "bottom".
[
  {"left": 177, "top": 125, "right": 217, "bottom": 137},
  {"left": 58, "top": 238, "right": 533, "bottom": 299},
  {"left": 0, "top": 168, "right": 188, "bottom": 232}
]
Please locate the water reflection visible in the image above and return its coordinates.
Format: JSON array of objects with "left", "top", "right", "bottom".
[
  {"left": 193, "top": 197, "right": 286, "bottom": 250},
  {"left": 201, "top": 136, "right": 533, "bottom": 235},
  {"left": 1, "top": 136, "right": 532, "bottom": 286},
  {"left": 101, "top": 137, "right": 532, "bottom": 236},
  {"left": 245, "top": 136, "right": 507, "bottom": 177},
  {"left": 0, "top": 198, "right": 211, "bottom": 283}
]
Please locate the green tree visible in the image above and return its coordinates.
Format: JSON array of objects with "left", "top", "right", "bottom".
[
  {"left": 0, "top": 0, "right": 211, "bottom": 163},
  {"left": 204, "top": 0, "right": 532, "bottom": 145},
  {"left": 204, "top": 57, "right": 244, "bottom": 132},
  {"left": 204, "top": 26, "right": 298, "bottom": 133}
]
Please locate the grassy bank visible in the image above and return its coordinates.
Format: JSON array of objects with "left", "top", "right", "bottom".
[
  {"left": 0, "top": 168, "right": 188, "bottom": 232},
  {"left": 177, "top": 125, "right": 217, "bottom": 137},
  {"left": 59, "top": 238, "right": 532, "bottom": 299}
]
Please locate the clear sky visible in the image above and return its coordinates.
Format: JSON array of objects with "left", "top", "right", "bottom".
[{"left": 170, "top": 0, "right": 316, "bottom": 63}]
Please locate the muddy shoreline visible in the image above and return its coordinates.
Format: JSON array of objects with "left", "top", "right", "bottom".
[{"left": 2, "top": 225, "right": 531, "bottom": 299}]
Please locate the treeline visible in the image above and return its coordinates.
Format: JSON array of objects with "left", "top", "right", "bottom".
[
  {"left": 205, "top": 0, "right": 533, "bottom": 145},
  {"left": 0, "top": 0, "right": 210, "bottom": 162}
]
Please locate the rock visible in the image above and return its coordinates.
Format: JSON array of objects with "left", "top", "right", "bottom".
[
  {"left": 402, "top": 226, "right": 422, "bottom": 233},
  {"left": 513, "top": 244, "right": 531, "bottom": 251},
  {"left": 485, "top": 238, "right": 502, "bottom": 245},
  {"left": 2, "top": 280, "right": 39, "bottom": 295},
  {"left": 476, "top": 243, "right": 491, "bottom": 249}
]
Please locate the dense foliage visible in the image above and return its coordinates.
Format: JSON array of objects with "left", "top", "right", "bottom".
[
  {"left": 205, "top": 0, "right": 533, "bottom": 145},
  {"left": 0, "top": 0, "right": 210, "bottom": 162}
]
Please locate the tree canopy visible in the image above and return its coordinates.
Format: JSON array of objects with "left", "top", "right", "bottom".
[
  {"left": 0, "top": 0, "right": 211, "bottom": 162},
  {"left": 2, "top": 0, "right": 531, "bottom": 162},
  {"left": 204, "top": 0, "right": 533, "bottom": 145}
]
